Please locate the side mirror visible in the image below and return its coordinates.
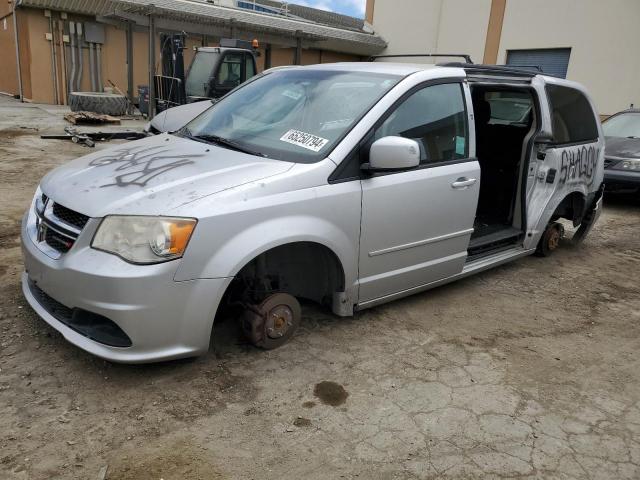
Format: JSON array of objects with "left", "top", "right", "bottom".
[{"left": 364, "top": 136, "right": 421, "bottom": 172}]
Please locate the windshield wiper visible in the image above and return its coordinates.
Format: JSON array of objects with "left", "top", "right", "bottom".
[{"left": 186, "top": 132, "right": 267, "bottom": 157}]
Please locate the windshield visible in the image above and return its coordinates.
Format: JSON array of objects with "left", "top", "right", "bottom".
[
  {"left": 186, "top": 52, "right": 219, "bottom": 97},
  {"left": 183, "top": 69, "right": 401, "bottom": 163},
  {"left": 603, "top": 112, "right": 640, "bottom": 139}
]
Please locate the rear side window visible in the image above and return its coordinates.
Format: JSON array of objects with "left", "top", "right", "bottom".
[
  {"left": 547, "top": 85, "right": 598, "bottom": 144},
  {"left": 485, "top": 92, "right": 533, "bottom": 126}
]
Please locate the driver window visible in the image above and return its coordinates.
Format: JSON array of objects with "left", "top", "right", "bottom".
[
  {"left": 375, "top": 82, "right": 468, "bottom": 164},
  {"left": 216, "top": 54, "right": 243, "bottom": 87}
]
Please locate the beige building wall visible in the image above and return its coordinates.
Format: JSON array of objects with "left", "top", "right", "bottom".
[
  {"left": 0, "top": 13, "right": 19, "bottom": 95},
  {"left": 497, "top": 0, "right": 640, "bottom": 115},
  {"left": 370, "top": 0, "right": 491, "bottom": 64},
  {"left": 368, "top": 0, "right": 640, "bottom": 115},
  {"left": 24, "top": 8, "right": 55, "bottom": 104}
]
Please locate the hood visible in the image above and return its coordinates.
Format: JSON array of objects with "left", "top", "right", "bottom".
[
  {"left": 40, "top": 134, "right": 293, "bottom": 217},
  {"left": 148, "top": 101, "right": 213, "bottom": 133},
  {"left": 605, "top": 136, "right": 640, "bottom": 159}
]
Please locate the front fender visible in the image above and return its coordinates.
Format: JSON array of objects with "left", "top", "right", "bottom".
[{"left": 196, "top": 214, "right": 356, "bottom": 285}]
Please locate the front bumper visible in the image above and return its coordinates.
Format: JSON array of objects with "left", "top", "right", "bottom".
[
  {"left": 604, "top": 169, "right": 640, "bottom": 189},
  {"left": 21, "top": 212, "right": 231, "bottom": 363}
]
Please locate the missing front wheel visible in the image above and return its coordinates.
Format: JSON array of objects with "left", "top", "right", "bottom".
[{"left": 241, "top": 293, "right": 301, "bottom": 349}]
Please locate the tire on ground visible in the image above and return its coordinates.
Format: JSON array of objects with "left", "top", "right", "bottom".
[{"left": 68, "top": 92, "right": 128, "bottom": 116}]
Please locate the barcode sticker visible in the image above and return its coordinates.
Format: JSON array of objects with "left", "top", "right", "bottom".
[{"left": 280, "top": 129, "right": 329, "bottom": 153}]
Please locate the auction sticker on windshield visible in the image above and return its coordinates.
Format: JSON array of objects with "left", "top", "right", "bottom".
[{"left": 280, "top": 129, "right": 329, "bottom": 152}]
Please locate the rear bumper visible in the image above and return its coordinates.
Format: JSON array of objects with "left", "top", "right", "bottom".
[
  {"left": 21, "top": 212, "right": 232, "bottom": 363},
  {"left": 572, "top": 182, "right": 604, "bottom": 245},
  {"left": 604, "top": 169, "right": 640, "bottom": 189}
]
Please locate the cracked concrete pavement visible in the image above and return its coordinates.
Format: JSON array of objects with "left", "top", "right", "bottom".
[{"left": 1, "top": 97, "right": 640, "bottom": 479}]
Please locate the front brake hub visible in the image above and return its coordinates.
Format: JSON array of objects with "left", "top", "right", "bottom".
[{"left": 242, "top": 293, "right": 301, "bottom": 349}]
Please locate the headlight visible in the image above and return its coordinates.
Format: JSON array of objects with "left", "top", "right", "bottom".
[
  {"left": 620, "top": 160, "right": 640, "bottom": 170},
  {"left": 91, "top": 216, "right": 197, "bottom": 264}
]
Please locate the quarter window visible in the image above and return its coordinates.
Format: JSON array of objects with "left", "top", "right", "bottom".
[
  {"left": 374, "top": 83, "right": 468, "bottom": 164},
  {"left": 547, "top": 85, "right": 598, "bottom": 144}
]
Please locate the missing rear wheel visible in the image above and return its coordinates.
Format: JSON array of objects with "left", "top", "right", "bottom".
[{"left": 536, "top": 222, "right": 565, "bottom": 257}]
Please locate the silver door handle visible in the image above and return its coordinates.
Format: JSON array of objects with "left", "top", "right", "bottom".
[{"left": 451, "top": 177, "right": 477, "bottom": 189}]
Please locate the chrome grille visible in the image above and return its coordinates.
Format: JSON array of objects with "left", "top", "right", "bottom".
[
  {"left": 52, "top": 203, "right": 90, "bottom": 230},
  {"left": 44, "top": 225, "right": 74, "bottom": 253},
  {"left": 34, "top": 196, "right": 89, "bottom": 255}
]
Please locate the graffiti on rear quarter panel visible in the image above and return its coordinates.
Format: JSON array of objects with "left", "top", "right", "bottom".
[{"left": 559, "top": 145, "right": 599, "bottom": 187}]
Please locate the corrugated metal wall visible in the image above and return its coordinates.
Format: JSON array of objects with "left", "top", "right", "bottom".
[{"left": 506, "top": 48, "right": 571, "bottom": 78}]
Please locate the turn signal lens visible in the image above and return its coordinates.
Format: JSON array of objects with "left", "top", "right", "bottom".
[{"left": 169, "top": 222, "right": 194, "bottom": 254}]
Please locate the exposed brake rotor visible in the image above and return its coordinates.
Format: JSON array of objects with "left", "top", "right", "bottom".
[{"left": 242, "top": 293, "right": 301, "bottom": 350}]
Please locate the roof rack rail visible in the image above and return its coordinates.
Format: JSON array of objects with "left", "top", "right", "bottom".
[
  {"left": 497, "top": 64, "right": 543, "bottom": 73},
  {"left": 439, "top": 62, "right": 541, "bottom": 77},
  {"left": 368, "top": 53, "right": 473, "bottom": 64}
]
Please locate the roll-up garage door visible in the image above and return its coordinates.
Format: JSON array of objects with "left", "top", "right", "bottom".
[{"left": 506, "top": 48, "right": 572, "bottom": 78}]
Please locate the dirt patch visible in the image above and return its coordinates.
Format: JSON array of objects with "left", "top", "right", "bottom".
[
  {"left": 293, "top": 417, "right": 312, "bottom": 427},
  {"left": 106, "top": 440, "right": 224, "bottom": 480},
  {"left": 0, "top": 128, "right": 39, "bottom": 139},
  {"left": 313, "top": 381, "right": 349, "bottom": 406},
  {"left": 0, "top": 225, "right": 21, "bottom": 249},
  {"left": 1, "top": 98, "right": 640, "bottom": 480}
]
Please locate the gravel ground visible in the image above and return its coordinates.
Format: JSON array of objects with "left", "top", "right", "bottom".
[{"left": 1, "top": 97, "right": 640, "bottom": 480}]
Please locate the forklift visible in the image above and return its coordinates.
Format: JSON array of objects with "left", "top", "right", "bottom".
[{"left": 154, "top": 36, "right": 260, "bottom": 113}]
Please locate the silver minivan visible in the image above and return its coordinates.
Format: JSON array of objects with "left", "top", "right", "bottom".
[{"left": 21, "top": 62, "right": 604, "bottom": 363}]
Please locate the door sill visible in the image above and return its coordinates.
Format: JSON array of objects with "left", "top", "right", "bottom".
[
  {"left": 356, "top": 246, "right": 534, "bottom": 312},
  {"left": 467, "top": 226, "right": 523, "bottom": 261}
]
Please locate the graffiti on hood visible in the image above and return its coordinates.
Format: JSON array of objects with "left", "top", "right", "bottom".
[
  {"left": 89, "top": 145, "right": 202, "bottom": 188},
  {"left": 559, "top": 145, "right": 599, "bottom": 187}
]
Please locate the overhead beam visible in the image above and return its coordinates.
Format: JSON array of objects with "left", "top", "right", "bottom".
[{"left": 99, "top": 12, "right": 383, "bottom": 55}]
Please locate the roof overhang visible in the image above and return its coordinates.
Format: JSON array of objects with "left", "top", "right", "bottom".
[{"left": 17, "top": 0, "right": 387, "bottom": 55}]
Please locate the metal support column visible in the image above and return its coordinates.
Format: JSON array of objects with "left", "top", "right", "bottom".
[
  {"left": 294, "top": 31, "right": 302, "bottom": 65},
  {"left": 148, "top": 13, "right": 156, "bottom": 118},
  {"left": 126, "top": 21, "right": 134, "bottom": 114},
  {"left": 12, "top": 2, "right": 23, "bottom": 101},
  {"left": 229, "top": 18, "right": 236, "bottom": 38},
  {"left": 264, "top": 43, "right": 272, "bottom": 70}
]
